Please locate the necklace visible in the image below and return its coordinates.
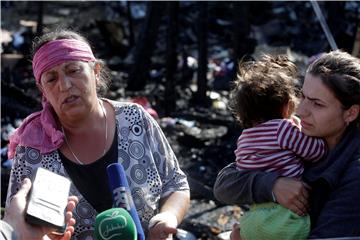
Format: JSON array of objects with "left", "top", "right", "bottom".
[{"left": 62, "top": 99, "right": 107, "bottom": 165}]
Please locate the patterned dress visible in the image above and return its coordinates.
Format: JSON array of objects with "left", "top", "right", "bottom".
[{"left": 6, "top": 100, "right": 189, "bottom": 240}]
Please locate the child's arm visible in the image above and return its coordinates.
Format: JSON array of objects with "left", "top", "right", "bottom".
[{"left": 277, "top": 119, "right": 327, "bottom": 161}]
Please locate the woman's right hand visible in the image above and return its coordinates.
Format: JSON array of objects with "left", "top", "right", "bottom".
[
  {"left": 148, "top": 212, "right": 178, "bottom": 240},
  {"left": 273, "top": 177, "right": 310, "bottom": 216}
]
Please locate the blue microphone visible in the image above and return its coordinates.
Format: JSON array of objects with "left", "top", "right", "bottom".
[{"left": 107, "top": 163, "right": 145, "bottom": 240}]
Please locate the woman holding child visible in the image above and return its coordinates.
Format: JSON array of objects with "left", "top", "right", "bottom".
[{"left": 214, "top": 51, "right": 360, "bottom": 238}]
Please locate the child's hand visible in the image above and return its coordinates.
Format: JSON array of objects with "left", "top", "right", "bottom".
[{"left": 291, "top": 115, "right": 301, "bottom": 128}]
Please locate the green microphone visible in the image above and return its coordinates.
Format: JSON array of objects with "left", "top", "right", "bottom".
[{"left": 94, "top": 208, "right": 137, "bottom": 240}]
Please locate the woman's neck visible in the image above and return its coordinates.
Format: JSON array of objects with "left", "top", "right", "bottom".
[
  {"left": 59, "top": 99, "right": 109, "bottom": 165},
  {"left": 325, "top": 127, "right": 347, "bottom": 150},
  {"left": 60, "top": 100, "right": 103, "bottom": 135}
]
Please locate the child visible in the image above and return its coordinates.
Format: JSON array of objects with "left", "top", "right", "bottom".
[{"left": 229, "top": 55, "right": 327, "bottom": 240}]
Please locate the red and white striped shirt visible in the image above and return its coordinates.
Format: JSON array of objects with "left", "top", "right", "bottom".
[{"left": 235, "top": 118, "right": 327, "bottom": 178}]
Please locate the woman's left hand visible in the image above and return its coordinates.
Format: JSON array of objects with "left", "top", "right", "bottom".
[
  {"left": 148, "top": 212, "right": 178, "bottom": 240},
  {"left": 273, "top": 177, "right": 310, "bottom": 216},
  {"left": 230, "top": 223, "right": 242, "bottom": 240}
]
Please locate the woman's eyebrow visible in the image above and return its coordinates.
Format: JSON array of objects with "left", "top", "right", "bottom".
[
  {"left": 64, "top": 61, "right": 80, "bottom": 69},
  {"left": 44, "top": 70, "right": 56, "bottom": 76},
  {"left": 302, "top": 92, "right": 326, "bottom": 103},
  {"left": 307, "top": 95, "right": 326, "bottom": 104}
]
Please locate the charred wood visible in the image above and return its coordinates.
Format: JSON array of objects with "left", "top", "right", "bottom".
[
  {"left": 127, "top": 2, "right": 165, "bottom": 91},
  {"left": 165, "top": 2, "right": 179, "bottom": 115},
  {"left": 194, "top": 2, "right": 208, "bottom": 105}
]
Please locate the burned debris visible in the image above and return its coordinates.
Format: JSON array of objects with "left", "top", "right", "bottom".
[{"left": 1, "top": 1, "right": 360, "bottom": 239}]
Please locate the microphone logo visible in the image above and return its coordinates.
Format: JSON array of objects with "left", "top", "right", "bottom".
[
  {"left": 98, "top": 209, "right": 128, "bottom": 240},
  {"left": 113, "top": 186, "right": 132, "bottom": 211},
  {"left": 106, "top": 163, "right": 144, "bottom": 239}
]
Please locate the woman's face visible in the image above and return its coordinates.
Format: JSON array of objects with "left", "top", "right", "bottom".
[
  {"left": 296, "top": 73, "right": 349, "bottom": 148},
  {"left": 39, "top": 61, "right": 99, "bottom": 121}
]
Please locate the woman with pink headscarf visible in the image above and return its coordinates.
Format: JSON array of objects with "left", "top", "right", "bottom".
[{"left": 5, "top": 29, "right": 190, "bottom": 240}]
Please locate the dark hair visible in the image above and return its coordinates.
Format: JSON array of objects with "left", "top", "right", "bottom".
[
  {"left": 229, "top": 55, "right": 299, "bottom": 128},
  {"left": 32, "top": 29, "right": 110, "bottom": 95},
  {"left": 307, "top": 50, "right": 360, "bottom": 126}
]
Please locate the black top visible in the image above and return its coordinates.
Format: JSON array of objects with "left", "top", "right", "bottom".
[{"left": 59, "top": 128, "right": 118, "bottom": 213}]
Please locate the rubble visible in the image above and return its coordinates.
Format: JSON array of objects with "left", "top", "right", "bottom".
[{"left": 1, "top": 1, "right": 360, "bottom": 239}]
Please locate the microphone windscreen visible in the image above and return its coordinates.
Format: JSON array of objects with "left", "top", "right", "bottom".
[{"left": 94, "top": 208, "right": 137, "bottom": 240}]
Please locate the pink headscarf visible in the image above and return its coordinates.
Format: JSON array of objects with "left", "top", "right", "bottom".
[{"left": 8, "top": 38, "right": 96, "bottom": 159}]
